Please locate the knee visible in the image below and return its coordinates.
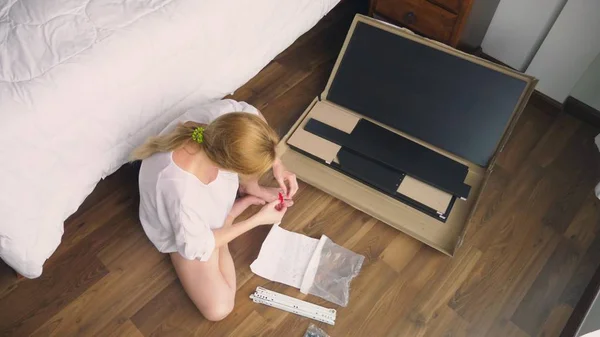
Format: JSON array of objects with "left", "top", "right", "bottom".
[{"left": 200, "top": 300, "right": 234, "bottom": 322}]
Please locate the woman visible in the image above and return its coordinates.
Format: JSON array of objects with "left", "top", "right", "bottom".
[{"left": 131, "top": 100, "right": 297, "bottom": 321}]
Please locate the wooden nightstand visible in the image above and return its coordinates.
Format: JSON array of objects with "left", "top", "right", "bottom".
[{"left": 369, "top": 0, "right": 473, "bottom": 47}]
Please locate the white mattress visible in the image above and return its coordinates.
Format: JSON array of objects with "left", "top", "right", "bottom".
[{"left": 0, "top": 0, "right": 339, "bottom": 278}]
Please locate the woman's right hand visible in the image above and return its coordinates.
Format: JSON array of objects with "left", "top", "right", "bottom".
[{"left": 251, "top": 199, "right": 293, "bottom": 226}]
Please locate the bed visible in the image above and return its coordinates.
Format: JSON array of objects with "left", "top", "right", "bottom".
[{"left": 0, "top": 0, "right": 340, "bottom": 278}]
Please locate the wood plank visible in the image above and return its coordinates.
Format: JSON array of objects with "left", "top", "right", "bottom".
[
  {"left": 106, "top": 319, "right": 144, "bottom": 337},
  {"left": 467, "top": 162, "right": 544, "bottom": 246},
  {"left": 380, "top": 232, "right": 423, "bottom": 274},
  {"left": 226, "top": 311, "right": 270, "bottom": 337},
  {"left": 511, "top": 238, "right": 582, "bottom": 336},
  {"left": 486, "top": 319, "right": 530, "bottom": 337},
  {"left": 495, "top": 102, "right": 556, "bottom": 173},
  {"left": 418, "top": 307, "right": 470, "bottom": 337},
  {"left": 482, "top": 226, "right": 560, "bottom": 336},
  {"left": 451, "top": 108, "right": 597, "bottom": 337},
  {"left": 145, "top": 295, "right": 211, "bottom": 337},
  {"left": 536, "top": 304, "right": 573, "bottom": 337},
  {"left": 348, "top": 248, "right": 446, "bottom": 337},
  {"left": 0, "top": 207, "right": 132, "bottom": 337},
  {"left": 93, "top": 264, "right": 177, "bottom": 336},
  {"left": 409, "top": 245, "right": 482, "bottom": 323},
  {"left": 131, "top": 281, "right": 190, "bottom": 336},
  {"left": 346, "top": 220, "right": 400, "bottom": 264},
  {"left": 383, "top": 246, "right": 480, "bottom": 337},
  {"left": 559, "top": 228, "right": 600, "bottom": 308},
  {"left": 528, "top": 113, "right": 581, "bottom": 169},
  {"left": 562, "top": 256, "right": 600, "bottom": 337},
  {"left": 30, "top": 227, "right": 176, "bottom": 337},
  {"left": 57, "top": 188, "right": 136, "bottom": 257},
  {"left": 564, "top": 194, "right": 600, "bottom": 252},
  {"left": 0, "top": 256, "right": 107, "bottom": 337},
  {"left": 450, "top": 220, "right": 558, "bottom": 336},
  {"left": 461, "top": 164, "right": 511, "bottom": 246},
  {"left": 541, "top": 125, "right": 598, "bottom": 234},
  {"left": 260, "top": 60, "right": 335, "bottom": 137},
  {"left": 229, "top": 17, "right": 346, "bottom": 112},
  {"left": 0, "top": 165, "right": 136, "bottom": 336},
  {"left": 0, "top": 261, "right": 19, "bottom": 300},
  {"left": 508, "top": 123, "right": 600, "bottom": 336}
]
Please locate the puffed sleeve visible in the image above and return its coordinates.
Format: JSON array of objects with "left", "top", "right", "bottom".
[{"left": 172, "top": 203, "right": 216, "bottom": 262}]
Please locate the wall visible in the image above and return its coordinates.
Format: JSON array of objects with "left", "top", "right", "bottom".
[
  {"left": 570, "top": 53, "right": 600, "bottom": 111},
  {"left": 526, "top": 0, "right": 600, "bottom": 102},
  {"left": 460, "top": 0, "right": 501, "bottom": 48},
  {"left": 481, "top": 0, "right": 567, "bottom": 71}
]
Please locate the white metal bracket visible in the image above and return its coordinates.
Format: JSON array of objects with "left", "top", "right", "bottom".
[{"left": 249, "top": 286, "right": 336, "bottom": 325}]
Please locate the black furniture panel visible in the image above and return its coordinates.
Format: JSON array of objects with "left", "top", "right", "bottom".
[
  {"left": 287, "top": 143, "right": 454, "bottom": 221},
  {"left": 336, "top": 148, "right": 402, "bottom": 195},
  {"left": 327, "top": 22, "right": 528, "bottom": 167},
  {"left": 305, "top": 118, "right": 471, "bottom": 199}
]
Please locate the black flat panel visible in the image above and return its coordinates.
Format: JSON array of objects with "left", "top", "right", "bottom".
[
  {"left": 327, "top": 22, "right": 528, "bottom": 167},
  {"left": 337, "top": 148, "right": 402, "bottom": 195},
  {"left": 305, "top": 118, "right": 471, "bottom": 199},
  {"left": 288, "top": 143, "right": 451, "bottom": 221}
]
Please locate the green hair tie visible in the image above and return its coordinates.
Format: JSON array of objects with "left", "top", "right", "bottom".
[{"left": 191, "top": 127, "right": 205, "bottom": 144}]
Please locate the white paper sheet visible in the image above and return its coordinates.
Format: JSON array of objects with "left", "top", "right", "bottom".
[{"left": 250, "top": 225, "right": 320, "bottom": 288}]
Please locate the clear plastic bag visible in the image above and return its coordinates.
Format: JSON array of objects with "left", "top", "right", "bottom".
[
  {"left": 303, "top": 323, "right": 330, "bottom": 337},
  {"left": 300, "top": 236, "right": 365, "bottom": 307}
]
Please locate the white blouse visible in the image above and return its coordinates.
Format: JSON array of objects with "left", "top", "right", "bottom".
[{"left": 138, "top": 100, "right": 259, "bottom": 261}]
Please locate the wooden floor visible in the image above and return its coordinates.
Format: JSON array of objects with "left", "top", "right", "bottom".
[{"left": 2, "top": 2, "right": 600, "bottom": 336}]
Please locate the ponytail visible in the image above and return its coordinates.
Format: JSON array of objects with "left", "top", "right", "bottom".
[
  {"left": 130, "top": 121, "right": 204, "bottom": 161},
  {"left": 130, "top": 113, "right": 279, "bottom": 176}
]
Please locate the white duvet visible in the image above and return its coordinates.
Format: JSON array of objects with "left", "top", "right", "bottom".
[{"left": 0, "top": 0, "right": 339, "bottom": 278}]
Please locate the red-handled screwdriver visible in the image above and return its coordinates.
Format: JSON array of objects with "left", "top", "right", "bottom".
[{"left": 275, "top": 192, "right": 284, "bottom": 211}]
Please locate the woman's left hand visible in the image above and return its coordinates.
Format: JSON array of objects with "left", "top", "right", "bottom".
[{"left": 272, "top": 158, "right": 298, "bottom": 198}]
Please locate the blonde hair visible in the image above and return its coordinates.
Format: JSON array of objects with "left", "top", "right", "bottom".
[{"left": 130, "top": 113, "right": 279, "bottom": 176}]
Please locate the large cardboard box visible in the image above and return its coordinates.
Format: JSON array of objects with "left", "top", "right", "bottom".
[{"left": 278, "top": 15, "right": 537, "bottom": 256}]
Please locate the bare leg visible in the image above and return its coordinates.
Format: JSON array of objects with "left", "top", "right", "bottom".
[
  {"left": 218, "top": 245, "right": 236, "bottom": 291},
  {"left": 170, "top": 250, "right": 236, "bottom": 321}
]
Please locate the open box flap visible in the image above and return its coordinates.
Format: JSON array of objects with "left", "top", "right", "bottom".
[{"left": 319, "top": 14, "right": 538, "bottom": 170}]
